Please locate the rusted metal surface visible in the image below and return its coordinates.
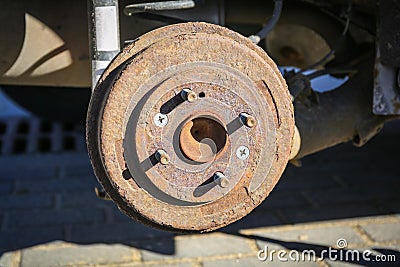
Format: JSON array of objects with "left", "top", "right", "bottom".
[
  {"left": 88, "top": 0, "right": 120, "bottom": 89},
  {"left": 372, "top": 0, "right": 400, "bottom": 115},
  {"left": 378, "top": 0, "right": 400, "bottom": 67},
  {"left": 179, "top": 117, "right": 228, "bottom": 162},
  {"left": 124, "top": 0, "right": 196, "bottom": 15},
  {"left": 290, "top": 54, "right": 396, "bottom": 161},
  {"left": 87, "top": 22, "right": 294, "bottom": 232},
  {"left": 373, "top": 54, "right": 400, "bottom": 115}
]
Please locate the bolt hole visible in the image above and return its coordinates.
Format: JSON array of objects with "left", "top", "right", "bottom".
[
  {"left": 199, "top": 92, "right": 206, "bottom": 98},
  {"left": 180, "top": 117, "right": 228, "bottom": 162}
]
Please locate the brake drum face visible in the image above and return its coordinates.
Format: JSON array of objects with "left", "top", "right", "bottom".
[{"left": 87, "top": 22, "right": 294, "bottom": 232}]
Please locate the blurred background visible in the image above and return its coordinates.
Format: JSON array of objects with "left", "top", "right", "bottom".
[{"left": 0, "top": 86, "right": 399, "bottom": 266}]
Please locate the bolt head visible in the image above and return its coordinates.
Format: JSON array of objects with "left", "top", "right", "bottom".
[
  {"left": 155, "top": 149, "right": 170, "bottom": 165},
  {"left": 240, "top": 113, "right": 256, "bottom": 128},
  {"left": 219, "top": 177, "right": 229, "bottom": 188},
  {"left": 181, "top": 88, "right": 197, "bottom": 103},
  {"left": 159, "top": 155, "right": 169, "bottom": 165},
  {"left": 245, "top": 117, "right": 256, "bottom": 128},
  {"left": 187, "top": 92, "right": 197, "bottom": 102}
]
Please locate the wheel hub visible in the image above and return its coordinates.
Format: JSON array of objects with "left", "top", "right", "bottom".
[
  {"left": 86, "top": 22, "right": 294, "bottom": 232},
  {"left": 179, "top": 117, "right": 228, "bottom": 162}
]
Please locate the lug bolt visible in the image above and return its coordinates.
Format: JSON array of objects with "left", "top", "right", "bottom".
[
  {"left": 213, "top": 172, "right": 229, "bottom": 188},
  {"left": 155, "top": 149, "right": 170, "bottom": 165},
  {"left": 239, "top": 113, "right": 256, "bottom": 128},
  {"left": 180, "top": 88, "right": 197, "bottom": 103}
]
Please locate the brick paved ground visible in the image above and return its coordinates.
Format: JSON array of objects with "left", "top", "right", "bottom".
[{"left": 0, "top": 118, "right": 399, "bottom": 267}]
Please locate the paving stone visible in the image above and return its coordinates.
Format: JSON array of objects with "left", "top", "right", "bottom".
[
  {"left": 20, "top": 243, "right": 139, "bottom": 267},
  {"left": 15, "top": 178, "right": 97, "bottom": 194},
  {"left": 202, "top": 257, "right": 265, "bottom": 267},
  {"left": 60, "top": 191, "right": 110, "bottom": 209},
  {"left": 203, "top": 256, "right": 320, "bottom": 267},
  {"left": 282, "top": 204, "right": 383, "bottom": 224},
  {"left": 254, "top": 238, "right": 388, "bottom": 266},
  {"left": 68, "top": 222, "right": 173, "bottom": 244},
  {"left": 260, "top": 259, "right": 321, "bottom": 267},
  {"left": 0, "top": 227, "right": 64, "bottom": 251},
  {"left": 0, "top": 120, "right": 398, "bottom": 265},
  {"left": 361, "top": 223, "right": 400, "bottom": 242},
  {"left": 326, "top": 259, "right": 369, "bottom": 267},
  {"left": 140, "top": 234, "right": 253, "bottom": 261},
  {"left": 7, "top": 208, "right": 105, "bottom": 228},
  {"left": 110, "top": 206, "right": 137, "bottom": 223},
  {"left": 0, "top": 251, "right": 18, "bottom": 267},
  {"left": 0, "top": 214, "right": 4, "bottom": 230},
  {"left": 0, "top": 194, "right": 53, "bottom": 210},
  {"left": 126, "top": 263, "right": 192, "bottom": 267},
  {"left": 379, "top": 200, "right": 400, "bottom": 214},
  {"left": 370, "top": 245, "right": 400, "bottom": 265},
  {"left": 349, "top": 182, "right": 400, "bottom": 202},
  {"left": 0, "top": 166, "right": 59, "bottom": 181},
  {"left": 325, "top": 247, "right": 399, "bottom": 267},
  {"left": 337, "top": 171, "right": 399, "bottom": 187},
  {"left": 277, "top": 171, "right": 340, "bottom": 192},
  {"left": 252, "top": 225, "right": 364, "bottom": 251},
  {"left": 131, "top": 236, "right": 177, "bottom": 256},
  {"left": 291, "top": 160, "right": 357, "bottom": 172},
  {"left": 303, "top": 188, "right": 368, "bottom": 207},
  {"left": 258, "top": 192, "right": 310, "bottom": 210},
  {"left": 63, "top": 164, "right": 95, "bottom": 179},
  {"left": 0, "top": 182, "right": 12, "bottom": 194},
  {"left": 221, "top": 209, "right": 282, "bottom": 232},
  {"left": 0, "top": 153, "right": 88, "bottom": 174}
]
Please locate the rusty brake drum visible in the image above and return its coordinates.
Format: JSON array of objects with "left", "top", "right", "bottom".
[{"left": 86, "top": 22, "right": 294, "bottom": 232}]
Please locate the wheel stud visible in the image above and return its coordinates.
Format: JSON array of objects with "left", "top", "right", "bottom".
[
  {"left": 240, "top": 112, "right": 256, "bottom": 128},
  {"left": 181, "top": 88, "right": 197, "bottom": 103},
  {"left": 213, "top": 172, "right": 229, "bottom": 188},
  {"left": 155, "top": 149, "right": 170, "bottom": 165}
]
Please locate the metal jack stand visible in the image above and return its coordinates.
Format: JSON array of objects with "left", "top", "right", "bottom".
[
  {"left": 88, "top": 0, "right": 121, "bottom": 90},
  {"left": 88, "top": 0, "right": 198, "bottom": 90}
]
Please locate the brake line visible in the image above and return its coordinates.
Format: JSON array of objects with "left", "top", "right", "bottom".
[{"left": 249, "top": 0, "right": 283, "bottom": 44}]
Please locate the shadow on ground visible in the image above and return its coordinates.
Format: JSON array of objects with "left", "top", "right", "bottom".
[{"left": 0, "top": 119, "right": 399, "bottom": 259}]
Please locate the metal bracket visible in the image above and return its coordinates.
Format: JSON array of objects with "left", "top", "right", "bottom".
[
  {"left": 124, "top": 0, "right": 196, "bottom": 16},
  {"left": 373, "top": 49, "right": 400, "bottom": 115},
  {"left": 88, "top": 0, "right": 121, "bottom": 90}
]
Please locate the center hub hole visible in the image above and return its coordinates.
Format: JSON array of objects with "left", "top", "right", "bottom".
[{"left": 179, "top": 117, "right": 228, "bottom": 163}]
